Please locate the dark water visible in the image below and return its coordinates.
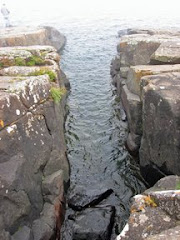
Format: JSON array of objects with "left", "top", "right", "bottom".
[{"left": 59, "top": 19, "right": 146, "bottom": 237}]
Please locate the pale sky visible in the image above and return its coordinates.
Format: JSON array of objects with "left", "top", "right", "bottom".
[
  {"left": 2, "top": 0, "right": 180, "bottom": 23},
  {"left": 4, "top": 0, "right": 180, "bottom": 16}
]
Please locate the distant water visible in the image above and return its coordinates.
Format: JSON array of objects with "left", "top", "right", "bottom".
[{"left": 7, "top": 8, "right": 180, "bottom": 237}]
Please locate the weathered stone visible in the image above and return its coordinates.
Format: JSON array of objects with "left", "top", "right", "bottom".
[
  {"left": 117, "top": 194, "right": 176, "bottom": 240},
  {"left": 125, "top": 132, "right": 141, "bottom": 156},
  {"left": 145, "top": 175, "right": 180, "bottom": 193},
  {"left": 42, "top": 170, "right": 64, "bottom": 203},
  {"left": 32, "top": 203, "right": 56, "bottom": 240},
  {"left": 151, "top": 41, "right": 180, "bottom": 64},
  {"left": 0, "top": 26, "right": 66, "bottom": 51},
  {"left": 0, "top": 230, "right": 11, "bottom": 240},
  {"left": 127, "top": 28, "right": 180, "bottom": 36},
  {"left": 140, "top": 72, "right": 180, "bottom": 183},
  {"left": 60, "top": 69, "right": 71, "bottom": 90},
  {"left": 119, "top": 67, "right": 129, "bottom": 78},
  {"left": 149, "top": 190, "right": 180, "bottom": 220},
  {"left": 0, "top": 44, "right": 69, "bottom": 239},
  {"left": 12, "top": 226, "right": 33, "bottom": 240},
  {"left": 121, "top": 85, "right": 142, "bottom": 135},
  {"left": 110, "top": 56, "right": 121, "bottom": 77},
  {"left": 73, "top": 206, "right": 115, "bottom": 240},
  {"left": 146, "top": 225, "right": 180, "bottom": 240},
  {"left": 0, "top": 189, "right": 31, "bottom": 233},
  {"left": 127, "top": 64, "right": 180, "bottom": 96},
  {"left": 68, "top": 185, "right": 113, "bottom": 211}
]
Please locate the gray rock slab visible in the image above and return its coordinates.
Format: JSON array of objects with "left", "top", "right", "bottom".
[
  {"left": 73, "top": 206, "right": 115, "bottom": 240},
  {"left": 12, "top": 226, "right": 33, "bottom": 240},
  {"left": 0, "top": 26, "right": 66, "bottom": 51},
  {"left": 117, "top": 34, "right": 179, "bottom": 67},
  {"left": 117, "top": 194, "right": 176, "bottom": 240},
  {"left": 127, "top": 64, "right": 180, "bottom": 96},
  {"left": 151, "top": 41, "right": 180, "bottom": 64},
  {"left": 140, "top": 72, "right": 180, "bottom": 181},
  {"left": 146, "top": 225, "right": 180, "bottom": 240},
  {"left": 121, "top": 85, "right": 142, "bottom": 135}
]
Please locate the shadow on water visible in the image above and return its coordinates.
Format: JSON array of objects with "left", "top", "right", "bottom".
[{"left": 59, "top": 19, "right": 146, "bottom": 239}]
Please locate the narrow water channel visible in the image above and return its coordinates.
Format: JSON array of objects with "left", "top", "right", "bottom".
[{"left": 59, "top": 18, "right": 146, "bottom": 239}]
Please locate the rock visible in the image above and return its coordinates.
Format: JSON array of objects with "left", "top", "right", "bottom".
[
  {"left": 145, "top": 175, "right": 180, "bottom": 193},
  {"left": 151, "top": 41, "right": 180, "bottom": 64},
  {"left": 127, "top": 64, "right": 180, "bottom": 96},
  {"left": 149, "top": 190, "right": 180, "bottom": 220},
  {"left": 60, "top": 69, "right": 71, "bottom": 90},
  {"left": 121, "top": 85, "right": 142, "bottom": 135},
  {"left": 12, "top": 226, "right": 33, "bottom": 240},
  {"left": 139, "top": 72, "right": 180, "bottom": 183},
  {"left": 110, "top": 56, "right": 121, "bottom": 77},
  {"left": 117, "top": 175, "right": 180, "bottom": 240},
  {"left": 0, "top": 26, "right": 66, "bottom": 51},
  {"left": 117, "top": 34, "right": 175, "bottom": 66},
  {"left": 43, "top": 26, "right": 66, "bottom": 52},
  {"left": 42, "top": 170, "right": 64, "bottom": 203},
  {"left": 32, "top": 203, "right": 56, "bottom": 240},
  {"left": 119, "top": 67, "right": 129, "bottom": 79},
  {"left": 146, "top": 225, "right": 180, "bottom": 240},
  {"left": 73, "top": 206, "right": 115, "bottom": 240},
  {"left": 125, "top": 133, "right": 141, "bottom": 156},
  {"left": 117, "top": 194, "right": 177, "bottom": 240},
  {"left": 0, "top": 230, "right": 11, "bottom": 240},
  {"left": 0, "top": 46, "right": 69, "bottom": 238},
  {"left": 68, "top": 186, "right": 113, "bottom": 211}
]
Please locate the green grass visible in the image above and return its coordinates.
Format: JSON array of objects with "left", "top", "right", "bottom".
[
  {"left": 15, "top": 57, "right": 26, "bottom": 66},
  {"left": 176, "top": 181, "right": 180, "bottom": 190},
  {"left": 29, "top": 69, "right": 56, "bottom": 82},
  {"left": 26, "top": 55, "right": 44, "bottom": 66},
  {"left": 15, "top": 55, "right": 45, "bottom": 67},
  {"left": 50, "top": 87, "right": 66, "bottom": 103},
  {"left": 0, "top": 62, "right": 4, "bottom": 68}
]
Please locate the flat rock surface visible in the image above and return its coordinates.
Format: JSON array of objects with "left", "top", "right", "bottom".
[
  {"left": 127, "top": 64, "right": 180, "bottom": 96},
  {"left": 0, "top": 26, "right": 66, "bottom": 51},
  {"left": 151, "top": 41, "right": 180, "bottom": 64}
]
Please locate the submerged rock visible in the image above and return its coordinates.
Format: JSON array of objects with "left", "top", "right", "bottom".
[
  {"left": 68, "top": 186, "right": 113, "bottom": 211},
  {"left": 73, "top": 206, "right": 115, "bottom": 240}
]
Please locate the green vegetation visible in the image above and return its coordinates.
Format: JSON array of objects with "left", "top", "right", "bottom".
[
  {"left": 176, "top": 181, "right": 180, "bottom": 190},
  {"left": 15, "top": 57, "right": 26, "bottom": 66},
  {"left": 26, "top": 55, "right": 44, "bottom": 66},
  {"left": 15, "top": 55, "right": 45, "bottom": 67},
  {"left": 29, "top": 69, "right": 56, "bottom": 82},
  {"left": 0, "top": 62, "right": 4, "bottom": 68},
  {"left": 50, "top": 87, "right": 66, "bottom": 103}
]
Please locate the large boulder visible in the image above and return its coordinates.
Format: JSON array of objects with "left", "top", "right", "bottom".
[
  {"left": 139, "top": 72, "right": 180, "bottom": 184},
  {"left": 127, "top": 64, "right": 180, "bottom": 96},
  {"left": 0, "top": 26, "right": 66, "bottom": 51},
  {"left": 151, "top": 41, "right": 180, "bottom": 64},
  {"left": 117, "top": 34, "right": 179, "bottom": 67},
  {"left": 0, "top": 46, "right": 69, "bottom": 239},
  {"left": 117, "top": 176, "right": 180, "bottom": 240}
]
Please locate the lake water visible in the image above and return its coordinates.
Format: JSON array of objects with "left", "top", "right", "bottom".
[{"left": 6, "top": 5, "right": 180, "bottom": 238}]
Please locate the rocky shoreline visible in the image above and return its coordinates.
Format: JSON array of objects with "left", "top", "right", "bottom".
[
  {"left": 0, "top": 27, "right": 69, "bottom": 240},
  {"left": 111, "top": 29, "right": 180, "bottom": 239}
]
